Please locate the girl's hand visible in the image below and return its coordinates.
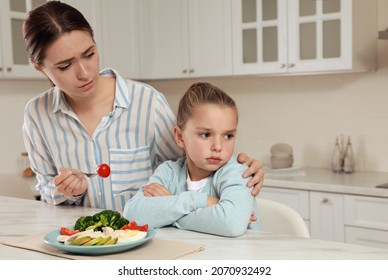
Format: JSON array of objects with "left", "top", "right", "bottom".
[
  {"left": 237, "top": 153, "right": 264, "bottom": 196},
  {"left": 207, "top": 195, "right": 219, "bottom": 207},
  {"left": 143, "top": 183, "right": 172, "bottom": 197},
  {"left": 53, "top": 167, "right": 88, "bottom": 197},
  {"left": 248, "top": 211, "right": 257, "bottom": 224}
]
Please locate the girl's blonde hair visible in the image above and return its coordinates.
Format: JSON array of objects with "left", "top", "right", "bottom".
[{"left": 176, "top": 82, "right": 237, "bottom": 129}]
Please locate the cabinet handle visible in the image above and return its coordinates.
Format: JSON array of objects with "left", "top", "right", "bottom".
[
  {"left": 189, "top": 69, "right": 194, "bottom": 73},
  {"left": 6, "top": 67, "right": 12, "bottom": 72},
  {"left": 0, "top": 67, "right": 3, "bottom": 72},
  {"left": 288, "top": 63, "right": 295, "bottom": 68},
  {"left": 321, "top": 198, "right": 329, "bottom": 203},
  {"left": 280, "top": 64, "right": 286, "bottom": 68},
  {"left": 182, "top": 69, "right": 188, "bottom": 74}
]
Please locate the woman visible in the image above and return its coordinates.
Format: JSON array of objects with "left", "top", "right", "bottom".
[{"left": 22, "top": 1, "right": 264, "bottom": 211}]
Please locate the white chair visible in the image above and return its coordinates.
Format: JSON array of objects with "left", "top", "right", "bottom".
[{"left": 256, "top": 198, "right": 310, "bottom": 238}]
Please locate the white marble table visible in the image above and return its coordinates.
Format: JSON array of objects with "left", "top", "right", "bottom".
[{"left": 1, "top": 196, "right": 388, "bottom": 260}]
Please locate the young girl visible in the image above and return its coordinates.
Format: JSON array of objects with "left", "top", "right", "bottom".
[{"left": 124, "top": 82, "right": 259, "bottom": 237}]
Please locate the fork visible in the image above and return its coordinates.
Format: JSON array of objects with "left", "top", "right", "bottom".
[{"left": 72, "top": 171, "right": 97, "bottom": 178}]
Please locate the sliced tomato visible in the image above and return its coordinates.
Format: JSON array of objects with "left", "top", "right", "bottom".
[
  {"left": 60, "top": 227, "right": 80, "bottom": 236},
  {"left": 133, "top": 224, "right": 148, "bottom": 232},
  {"left": 121, "top": 221, "right": 148, "bottom": 232}
]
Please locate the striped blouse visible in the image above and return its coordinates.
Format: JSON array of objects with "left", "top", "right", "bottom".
[{"left": 22, "top": 68, "right": 182, "bottom": 211}]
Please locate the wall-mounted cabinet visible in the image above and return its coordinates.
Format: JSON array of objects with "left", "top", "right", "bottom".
[
  {"left": 0, "top": 0, "right": 45, "bottom": 79},
  {"left": 139, "top": 0, "right": 232, "bottom": 79},
  {"left": 0, "top": 0, "right": 378, "bottom": 80},
  {"left": 98, "top": 0, "right": 140, "bottom": 79},
  {"left": 232, "top": 0, "right": 377, "bottom": 75}
]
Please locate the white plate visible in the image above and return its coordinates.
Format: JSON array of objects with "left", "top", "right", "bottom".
[{"left": 43, "top": 227, "right": 155, "bottom": 255}]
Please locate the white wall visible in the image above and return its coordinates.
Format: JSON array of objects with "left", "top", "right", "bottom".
[
  {"left": 1, "top": 1, "right": 388, "bottom": 174},
  {"left": 0, "top": 79, "right": 49, "bottom": 174}
]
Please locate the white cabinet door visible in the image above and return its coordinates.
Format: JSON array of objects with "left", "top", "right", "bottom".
[
  {"left": 99, "top": 0, "right": 140, "bottom": 79},
  {"left": 140, "top": 0, "right": 188, "bottom": 79},
  {"left": 344, "top": 195, "right": 388, "bottom": 231},
  {"left": 309, "top": 192, "right": 344, "bottom": 242},
  {"left": 232, "top": 0, "right": 376, "bottom": 75},
  {"left": 188, "top": 0, "right": 232, "bottom": 77},
  {"left": 344, "top": 195, "right": 388, "bottom": 249},
  {"left": 140, "top": 0, "right": 232, "bottom": 79},
  {"left": 232, "top": 0, "right": 288, "bottom": 75},
  {"left": 287, "top": 0, "right": 352, "bottom": 73},
  {"left": 0, "top": 0, "right": 45, "bottom": 79}
]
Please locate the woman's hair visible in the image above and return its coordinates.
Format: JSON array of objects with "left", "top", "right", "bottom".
[
  {"left": 23, "top": 1, "right": 94, "bottom": 65},
  {"left": 177, "top": 82, "right": 238, "bottom": 129}
]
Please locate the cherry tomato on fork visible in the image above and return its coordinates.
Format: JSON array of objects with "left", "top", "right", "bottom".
[{"left": 96, "top": 163, "right": 111, "bottom": 178}]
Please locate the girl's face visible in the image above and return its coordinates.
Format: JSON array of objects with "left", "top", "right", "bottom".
[
  {"left": 35, "top": 30, "right": 100, "bottom": 99},
  {"left": 175, "top": 103, "right": 237, "bottom": 181}
]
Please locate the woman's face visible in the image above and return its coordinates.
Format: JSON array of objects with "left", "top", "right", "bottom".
[{"left": 36, "top": 30, "right": 100, "bottom": 98}]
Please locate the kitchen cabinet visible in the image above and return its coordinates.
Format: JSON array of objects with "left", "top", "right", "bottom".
[
  {"left": 0, "top": 0, "right": 45, "bottom": 79},
  {"left": 232, "top": 0, "right": 377, "bottom": 75},
  {"left": 262, "top": 185, "right": 388, "bottom": 249},
  {"left": 344, "top": 195, "right": 388, "bottom": 249},
  {"left": 139, "top": 0, "right": 232, "bottom": 79},
  {"left": 99, "top": 0, "right": 140, "bottom": 79},
  {"left": 309, "top": 192, "right": 344, "bottom": 242}
]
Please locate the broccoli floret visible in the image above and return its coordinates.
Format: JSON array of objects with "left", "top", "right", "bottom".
[
  {"left": 74, "top": 215, "right": 94, "bottom": 231},
  {"left": 74, "top": 210, "right": 129, "bottom": 231},
  {"left": 108, "top": 211, "right": 122, "bottom": 227},
  {"left": 93, "top": 210, "right": 115, "bottom": 222},
  {"left": 111, "top": 216, "right": 129, "bottom": 230}
]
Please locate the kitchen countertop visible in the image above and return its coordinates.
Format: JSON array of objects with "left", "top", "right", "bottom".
[
  {"left": 1, "top": 196, "right": 388, "bottom": 260},
  {"left": 263, "top": 167, "right": 388, "bottom": 198}
]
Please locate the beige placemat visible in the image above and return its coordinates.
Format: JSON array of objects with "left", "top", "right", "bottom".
[{"left": 0, "top": 231, "right": 205, "bottom": 260}]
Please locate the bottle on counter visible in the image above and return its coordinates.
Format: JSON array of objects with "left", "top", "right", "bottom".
[
  {"left": 343, "top": 137, "right": 355, "bottom": 173},
  {"left": 331, "top": 137, "right": 343, "bottom": 172}
]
